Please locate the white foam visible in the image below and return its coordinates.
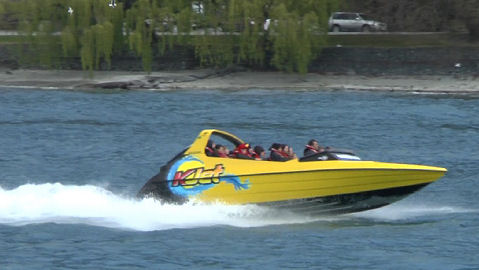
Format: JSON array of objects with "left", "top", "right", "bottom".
[
  {"left": 0, "top": 183, "right": 315, "bottom": 231},
  {"left": 2, "top": 183, "right": 469, "bottom": 230},
  {"left": 350, "top": 202, "right": 475, "bottom": 221}
]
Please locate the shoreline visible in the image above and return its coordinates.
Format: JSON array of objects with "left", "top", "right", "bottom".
[{"left": 1, "top": 68, "right": 479, "bottom": 94}]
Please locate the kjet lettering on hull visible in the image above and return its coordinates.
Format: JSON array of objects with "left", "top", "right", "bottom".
[{"left": 172, "top": 164, "right": 225, "bottom": 187}]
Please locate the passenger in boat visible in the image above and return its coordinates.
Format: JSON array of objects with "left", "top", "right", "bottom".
[
  {"left": 303, "top": 139, "right": 324, "bottom": 156},
  {"left": 253, "top": 145, "right": 266, "bottom": 160},
  {"left": 232, "top": 143, "right": 255, "bottom": 159},
  {"left": 205, "top": 140, "right": 216, "bottom": 156},
  {"left": 284, "top": 144, "right": 297, "bottom": 159},
  {"left": 214, "top": 144, "right": 230, "bottom": 158},
  {"left": 269, "top": 143, "right": 290, "bottom": 161}
]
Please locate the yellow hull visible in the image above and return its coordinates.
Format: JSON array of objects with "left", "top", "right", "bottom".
[
  {"left": 196, "top": 162, "right": 445, "bottom": 204},
  {"left": 139, "top": 129, "right": 447, "bottom": 214}
]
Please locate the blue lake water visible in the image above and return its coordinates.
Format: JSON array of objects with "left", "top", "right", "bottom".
[{"left": 1, "top": 87, "right": 478, "bottom": 269}]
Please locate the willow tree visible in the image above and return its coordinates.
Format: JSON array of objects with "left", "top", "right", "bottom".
[
  {"left": 125, "top": 0, "right": 157, "bottom": 72},
  {"left": 185, "top": 0, "right": 334, "bottom": 71},
  {"left": 191, "top": 0, "right": 236, "bottom": 67},
  {"left": 10, "top": 0, "right": 342, "bottom": 73},
  {"left": 11, "top": 0, "right": 123, "bottom": 72},
  {"left": 226, "top": 0, "right": 266, "bottom": 66},
  {"left": 9, "top": 0, "right": 66, "bottom": 66},
  {"left": 61, "top": 0, "right": 124, "bottom": 71}
]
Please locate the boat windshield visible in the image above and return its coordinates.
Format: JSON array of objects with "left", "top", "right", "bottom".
[{"left": 207, "top": 131, "right": 243, "bottom": 155}]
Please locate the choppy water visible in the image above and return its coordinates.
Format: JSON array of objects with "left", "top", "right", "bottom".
[{"left": 1, "top": 87, "right": 478, "bottom": 269}]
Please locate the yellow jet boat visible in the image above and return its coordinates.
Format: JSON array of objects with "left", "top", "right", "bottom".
[{"left": 138, "top": 129, "right": 447, "bottom": 215}]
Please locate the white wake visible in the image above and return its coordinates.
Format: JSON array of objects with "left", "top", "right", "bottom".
[
  {"left": 0, "top": 183, "right": 315, "bottom": 231},
  {"left": 1, "top": 183, "right": 470, "bottom": 231},
  {"left": 351, "top": 202, "right": 475, "bottom": 221}
]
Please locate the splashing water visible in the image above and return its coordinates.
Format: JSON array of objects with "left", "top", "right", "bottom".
[
  {"left": 0, "top": 183, "right": 318, "bottom": 231},
  {"left": 1, "top": 183, "right": 470, "bottom": 231}
]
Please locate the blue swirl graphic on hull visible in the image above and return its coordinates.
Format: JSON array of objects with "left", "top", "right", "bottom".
[
  {"left": 221, "top": 174, "right": 250, "bottom": 190},
  {"left": 167, "top": 155, "right": 250, "bottom": 197}
]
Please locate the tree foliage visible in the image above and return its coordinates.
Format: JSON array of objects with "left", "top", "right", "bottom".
[
  {"left": 7, "top": 0, "right": 341, "bottom": 73},
  {"left": 8, "top": 0, "right": 123, "bottom": 71},
  {"left": 345, "top": 0, "right": 479, "bottom": 36}
]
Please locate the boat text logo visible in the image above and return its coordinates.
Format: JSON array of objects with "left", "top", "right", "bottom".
[
  {"left": 168, "top": 156, "right": 250, "bottom": 196},
  {"left": 172, "top": 164, "right": 224, "bottom": 187}
]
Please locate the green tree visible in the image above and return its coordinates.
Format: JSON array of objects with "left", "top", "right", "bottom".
[
  {"left": 10, "top": 0, "right": 122, "bottom": 72},
  {"left": 10, "top": 0, "right": 342, "bottom": 73}
]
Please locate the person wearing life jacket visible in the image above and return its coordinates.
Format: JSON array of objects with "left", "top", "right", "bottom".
[
  {"left": 205, "top": 140, "right": 216, "bottom": 156},
  {"left": 269, "top": 143, "right": 290, "bottom": 161},
  {"left": 214, "top": 144, "right": 230, "bottom": 158},
  {"left": 232, "top": 143, "right": 255, "bottom": 160},
  {"left": 253, "top": 145, "right": 266, "bottom": 160},
  {"left": 303, "top": 139, "right": 324, "bottom": 157},
  {"left": 283, "top": 144, "right": 297, "bottom": 159}
]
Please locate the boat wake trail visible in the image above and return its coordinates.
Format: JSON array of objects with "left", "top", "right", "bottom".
[
  {"left": 1, "top": 183, "right": 471, "bottom": 231},
  {"left": 0, "top": 183, "right": 316, "bottom": 231},
  {"left": 350, "top": 202, "right": 476, "bottom": 222}
]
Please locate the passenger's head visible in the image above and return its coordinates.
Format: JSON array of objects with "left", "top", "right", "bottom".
[
  {"left": 283, "top": 144, "right": 290, "bottom": 153},
  {"left": 254, "top": 145, "right": 266, "bottom": 158},
  {"left": 215, "top": 144, "right": 227, "bottom": 155},
  {"left": 308, "top": 139, "right": 319, "bottom": 150},
  {"left": 237, "top": 143, "right": 250, "bottom": 154},
  {"left": 269, "top": 143, "right": 281, "bottom": 151},
  {"left": 287, "top": 145, "right": 294, "bottom": 155}
]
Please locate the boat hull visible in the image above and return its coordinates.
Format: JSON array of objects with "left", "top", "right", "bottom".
[
  {"left": 138, "top": 129, "right": 447, "bottom": 215},
  {"left": 192, "top": 166, "right": 444, "bottom": 204},
  {"left": 258, "top": 183, "right": 428, "bottom": 215},
  {"left": 138, "top": 155, "right": 446, "bottom": 215}
]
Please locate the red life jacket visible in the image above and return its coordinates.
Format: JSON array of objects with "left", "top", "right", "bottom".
[
  {"left": 233, "top": 149, "right": 253, "bottom": 158},
  {"left": 305, "top": 145, "right": 319, "bottom": 154},
  {"left": 279, "top": 149, "right": 290, "bottom": 158},
  {"left": 269, "top": 148, "right": 290, "bottom": 161},
  {"left": 270, "top": 148, "right": 282, "bottom": 155}
]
